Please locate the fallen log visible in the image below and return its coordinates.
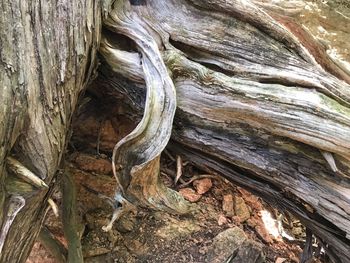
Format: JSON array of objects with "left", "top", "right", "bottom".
[{"left": 94, "top": 0, "right": 350, "bottom": 262}]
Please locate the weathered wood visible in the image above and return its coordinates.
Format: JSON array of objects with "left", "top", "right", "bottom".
[
  {"left": 104, "top": 0, "right": 190, "bottom": 219},
  {"left": 1, "top": 0, "right": 349, "bottom": 262},
  {"left": 0, "top": 0, "right": 102, "bottom": 261},
  {"left": 97, "top": 0, "right": 350, "bottom": 261}
]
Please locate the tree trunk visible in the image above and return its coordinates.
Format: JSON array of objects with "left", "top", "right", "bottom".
[
  {"left": 1, "top": 0, "right": 350, "bottom": 262},
  {"left": 0, "top": 0, "right": 102, "bottom": 261}
]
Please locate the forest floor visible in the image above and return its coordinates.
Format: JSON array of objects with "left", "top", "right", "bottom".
[
  {"left": 26, "top": 98, "right": 325, "bottom": 263},
  {"left": 27, "top": 150, "right": 324, "bottom": 263}
]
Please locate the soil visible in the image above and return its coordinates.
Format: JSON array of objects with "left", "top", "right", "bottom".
[
  {"left": 27, "top": 96, "right": 326, "bottom": 263},
  {"left": 27, "top": 150, "right": 326, "bottom": 263}
]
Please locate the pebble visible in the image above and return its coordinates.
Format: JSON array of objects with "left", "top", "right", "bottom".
[
  {"left": 193, "top": 178, "right": 213, "bottom": 194},
  {"left": 179, "top": 188, "right": 201, "bottom": 202}
]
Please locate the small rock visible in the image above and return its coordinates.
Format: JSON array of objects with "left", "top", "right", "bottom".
[
  {"left": 193, "top": 178, "right": 212, "bottom": 194},
  {"left": 85, "top": 209, "right": 110, "bottom": 229},
  {"left": 124, "top": 239, "right": 148, "bottom": 256},
  {"left": 179, "top": 188, "right": 201, "bottom": 202},
  {"left": 206, "top": 227, "right": 246, "bottom": 263},
  {"left": 238, "top": 188, "right": 263, "bottom": 211},
  {"left": 290, "top": 255, "right": 299, "bottom": 263},
  {"left": 206, "top": 227, "right": 264, "bottom": 263},
  {"left": 255, "top": 224, "right": 273, "bottom": 244},
  {"left": 82, "top": 229, "right": 118, "bottom": 257},
  {"left": 230, "top": 240, "right": 265, "bottom": 263},
  {"left": 247, "top": 217, "right": 273, "bottom": 243},
  {"left": 217, "top": 214, "right": 228, "bottom": 226},
  {"left": 222, "top": 194, "right": 235, "bottom": 217},
  {"left": 155, "top": 218, "right": 201, "bottom": 240},
  {"left": 234, "top": 196, "right": 251, "bottom": 222}
]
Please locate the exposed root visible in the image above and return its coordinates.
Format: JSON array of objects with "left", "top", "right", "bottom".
[
  {"left": 61, "top": 171, "right": 83, "bottom": 263},
  {"left": 99, "top": 0, "right": 191, "bottom": 230}
]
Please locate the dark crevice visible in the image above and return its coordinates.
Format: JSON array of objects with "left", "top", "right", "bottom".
[
  {"left": 169, "top": 38, "right": 236, "bottom": 77},
  {"left": 102, "top": 27, "right": 138, "bottom": 53}
]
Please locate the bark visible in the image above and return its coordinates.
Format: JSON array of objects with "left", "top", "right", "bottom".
[
  {"left": 1, "top": 0, "right": 350, "bottom": 262},
  {"left": 96, "top": 0, "right": 350, "bottom": 262},
  {"left": 0, "top": 0, "right": 103, "bottom": 261}
]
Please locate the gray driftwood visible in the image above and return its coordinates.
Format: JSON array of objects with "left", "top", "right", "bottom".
[{"left": 97, "top": 1, "right": 350, "bottom": 262}]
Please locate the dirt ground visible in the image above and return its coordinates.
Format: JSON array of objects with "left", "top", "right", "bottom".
[
  {"left": 27, "top": 149, "right": 326, "bottom": 263},
  {"left": 26, "top": 97, "right": 327, "bottom": 263}
]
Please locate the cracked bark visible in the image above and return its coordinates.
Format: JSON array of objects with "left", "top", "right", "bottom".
[{"left": 1, "top": 0, "right": 350, "bottom": 262}]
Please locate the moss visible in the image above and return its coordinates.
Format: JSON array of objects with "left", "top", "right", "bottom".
[{"left": 319, "top": 94, "right": 350, "bottom": 117}]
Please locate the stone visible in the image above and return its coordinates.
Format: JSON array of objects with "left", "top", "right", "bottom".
[
  {"left": 206, "top": 227, "right": 246, "bottom": 263},
  {"left": 234, "top": 196, "right": 251, "bottom": 222},
  {"left": 116, "top": 214, "right": 136, "bottom": 233},
  {"left": 230, "top": 240, "right": 265, "bottom": 263},
  {"left": 238, "top": 187, "right": 263, "bottom": 211},
  {"left": 247, "top": 217, "right": 273, "bottom": 243},
  {"left": 82, "top": 229, "right": 120, "bottom": 258},
  {"left": 179, "top": 188, "right": 201, "bottom": 202},
  {"left": 206, "top": 227, "right": 264, "bottom": 263},
  {"left": 222, "top": 194, "right": 235, "bottom": 217},
  {"left": 155, "top": 218, "right": 201, "bottom": 240},
  {"left": 193, "top": 178, "right": 213, "bottom": 194},
  {"left": 255, "top": 224, "right": 274, "bottom": 244}
]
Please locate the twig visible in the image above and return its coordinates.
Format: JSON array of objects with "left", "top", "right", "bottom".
[
  {"left": 174, "top": 155, "right": 183, "bottom": 185},
  {"left": 39, "top": 226, "right": 67, "bottom": 263},
  {"left": 0, "top": 195, "right": 25, "bottom": 253},
  {"left": 48, "top": 198, "right": 59, "bottom": 217},
  {"left": 61, "top": 171, "right": 83, "bottom": 263},
  {"left": 6, "top": 157, "right": 48, "bottom": 189},
  {"left": 179, "top": 174, "right": 217, "bottom": 188}
]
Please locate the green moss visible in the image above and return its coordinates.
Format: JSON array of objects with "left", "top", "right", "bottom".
[{"left": 320, "top": 94, "right": 350, "bottom": 117}]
